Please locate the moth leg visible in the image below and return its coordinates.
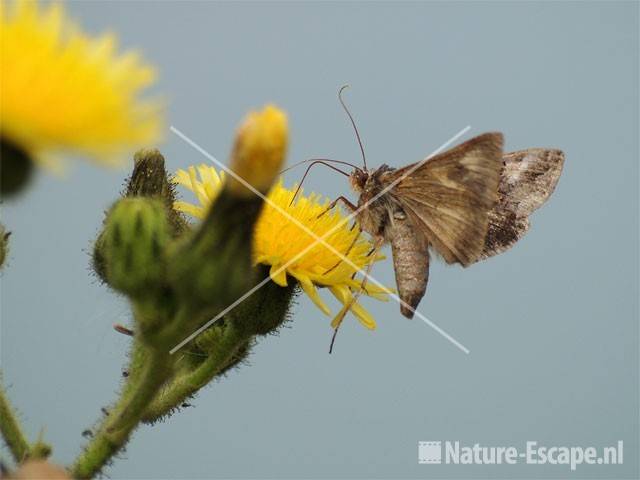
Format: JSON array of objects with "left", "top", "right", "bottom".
[
  {"left": 329, "top": 237, "right": 384, "bottom": 354},
  {"left": 317, "top": 196, "right": 357, "bottom": 219},
  {"left": 348, "top": 242, "right": 379, "bottom": 279},
  {"left": 323, "top": 225, "right": 362, "bottom": 275}
]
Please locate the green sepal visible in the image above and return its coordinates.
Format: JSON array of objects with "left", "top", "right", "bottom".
[
  {"left": 167, "top": 191, "right": 264, "bottom": 314},
  {"left": 101, "top": 198, "right": 170, "bottom": 299},
  {"left": 126, "top": 149, "right": 188, "bottom": 236}
]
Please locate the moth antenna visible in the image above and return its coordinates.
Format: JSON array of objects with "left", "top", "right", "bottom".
[
  {"left": 289, "top": 160, "right": 350, "bottom": 207},
  {"left": 338, "top": 84, "right": 367, "bottom": 171},
  {"left": 280, "top": 157, "right": 359, "bottom": 175}
]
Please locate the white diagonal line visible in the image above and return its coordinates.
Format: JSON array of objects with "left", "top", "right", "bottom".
[
  {"left": 169, "top": 125, "right": 471, "bottom": 355},
  {"left": 169, "top": 276, "right": 273, "bottom": 354}
]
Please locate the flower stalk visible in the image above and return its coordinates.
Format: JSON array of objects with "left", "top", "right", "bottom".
[
  {"left": 73, "top": 106, "right": 293, "bottom": 478},
  {"left": 142, "top": 276, "right": 297, "bottom": 424},
  {"left": 0, "top": 384, "right": 30, "bottom": 463},
  {"left": 71, "top": 346, "right": 171, "bottom": 479},
  {"left": 141, "top": 322, "right": 246, "bottom": 423},
  {"left": 0, "top": 380, "right": 51, "bottom": 463}
]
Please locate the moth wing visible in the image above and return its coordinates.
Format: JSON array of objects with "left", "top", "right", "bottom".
[
  {"left": 478, "top": 148, "right": 564, "bottom": 261},
  {"left": 387, "top": 132, "right": 504, "bottom": 266}
]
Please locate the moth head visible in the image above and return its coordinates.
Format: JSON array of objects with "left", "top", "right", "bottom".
[{"left": 349, "top": 167, "right": 368, "bottom": 193}]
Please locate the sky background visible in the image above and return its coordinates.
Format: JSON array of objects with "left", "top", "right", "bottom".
[{"left": 1, "top": 1, "right": 638, "bottom": 479}]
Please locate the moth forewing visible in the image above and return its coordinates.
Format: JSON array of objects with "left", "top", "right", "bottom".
[
  {"left": 344, "top": 133, "right": 505, "bottom": 321},
  {"left": 389, "top": 132, "right": 505, "bottom": 266}
]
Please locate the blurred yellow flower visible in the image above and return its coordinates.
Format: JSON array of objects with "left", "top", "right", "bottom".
[
  {"left": 0, "top": 0, "right": 163, "bottom": 168},
  {"left": 174, "top": 164, "right": 391, "bottom": 330}
]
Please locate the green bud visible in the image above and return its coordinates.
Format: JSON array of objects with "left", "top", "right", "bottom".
[
  {"left": 225, "top": 266, "right": 298, "bottom": 337},
  {"left": 167, "top": 191, "right": 263, "bottom": 314},
  {"left": 193, "top": 322, "right": 226, "bottom": 353},
  {"left": 93, "top": 149, "right": 188, "bottom": 285},
  {"left": 126, "top": 148, "right": 188, "bottom": 236},
  {"left": 102, "top": 198, "right": 170, "bottom": 297}
]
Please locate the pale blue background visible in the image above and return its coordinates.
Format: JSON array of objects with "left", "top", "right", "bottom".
[{"left": 1, "top": 1, "right": 638, "bottom": 479}]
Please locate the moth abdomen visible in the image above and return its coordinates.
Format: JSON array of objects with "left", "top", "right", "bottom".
[{"left": 389, "top": 210, "right": 430, "bottom": 319}]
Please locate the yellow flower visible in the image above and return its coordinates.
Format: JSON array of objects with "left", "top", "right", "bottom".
[
  {"left": 228, "top": 104, "right": 288, "bottom": 197},
  {"left": 0, "top": 0, "right": 163, "bottom": 168},
  {"left": 174, "top": 164, "right": 391, "bottom": 330}
]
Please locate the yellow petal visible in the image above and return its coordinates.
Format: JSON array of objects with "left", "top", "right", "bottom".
[
  {"left": 346, "top": 279, "right": 394, "bottom": 301},
  {"left": 351, "top": 303, "right": 377, "bottom": 330},
  {"left": 295, "top": 273, "right": 331, "bottom": 316},
  {"left": 269, "top": 264, "right": 288, "bottom": 287},
  {"left": 362, "top": 290, "right": 390, "bottom": 302},
  {"left": 173, "top": 169, "right": 193, "bottom": 189},
  {"left": 329, "top": 284, "right": 350, "bottom": 303},
  {"left": 197, "top": 164, "right": 223, "bottom": 200},
  {"left": 173, "top": 201, "right": 205, "bottom": 219},
  {"left": 330, "top": 303, "right": 351, "bottom": 329},
  {"left": 329, "top": 285, "right": 377, "bottom": 330},
  {"left": 187, "top": 166, "right": 210, "bottom": 207}
]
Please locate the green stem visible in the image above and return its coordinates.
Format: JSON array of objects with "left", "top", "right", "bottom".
[
  {"left": 71, "top": 347, "right": 172, "bottom": 479},
  {"left": 0, "top": 383, "right": 30, "bottom": 463},
  {"left": 141, "top": 324, "right": 247, "bottom": 423}
]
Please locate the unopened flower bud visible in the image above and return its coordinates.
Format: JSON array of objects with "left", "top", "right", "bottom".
[
  {"left": 102, "top": 198, "right": 169, "bottom": 296},
  {"left": 227, "top": 105, "right": 288, "bottom": 197}
]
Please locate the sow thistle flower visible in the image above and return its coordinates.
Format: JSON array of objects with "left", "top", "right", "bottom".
[
  {"left": 0, "top": 0, "right": 162, "bottom": 172},
  {"left": 174, "top": 166, "right": 392, "bottom": 330}
]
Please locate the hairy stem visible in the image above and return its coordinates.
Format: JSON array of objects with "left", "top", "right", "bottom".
[
  {"left": 0, "top": 382, "right": 30, "bottom": 463},
  {"left": 71, "top": 347, "right": 172, "bottom": 479},
  {"left": 141, "top": 324, "right": 247, "bottom": 423}
]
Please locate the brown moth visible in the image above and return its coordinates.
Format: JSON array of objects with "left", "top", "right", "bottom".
[
  {"left": 291, "top": 87, "right": 564, "bottom": 349},
  {"left": 341, "top": 139, "right": 564, "bottom": 319}
]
